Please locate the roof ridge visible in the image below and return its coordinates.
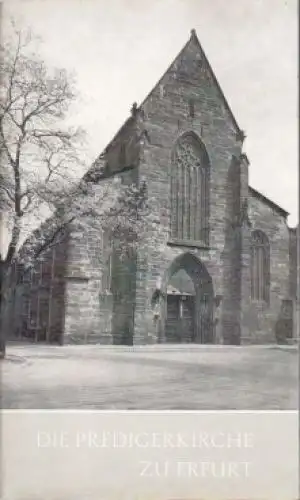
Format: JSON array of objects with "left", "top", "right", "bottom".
[
  {"left": 249, "top": 185, "right": 289, "bottom": 217},
  {"left": 190, "top": 29, "right": 241, "bottom": 134},
  {"left": 87, "top": 28, "right": 243, "bottom": 175},
  {"left": 139, "top": 33, "right": 192, "bottom": 108}
]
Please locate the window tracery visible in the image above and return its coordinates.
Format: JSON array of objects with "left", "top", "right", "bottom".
[
  {"left": 170, "top": 134, "right": 209, "bottom": 245},
  {"left": 250, "top": 230, "right": 270, "bottom": 303}
]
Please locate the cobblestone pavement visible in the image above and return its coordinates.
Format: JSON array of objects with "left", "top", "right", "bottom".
[{"left": 1, "top": 343, "right": 298, "bottom": 409}]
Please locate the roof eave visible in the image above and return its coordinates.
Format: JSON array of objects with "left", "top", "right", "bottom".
[{"left": 249, "top": 186, "right": 289, "bottom": 218}]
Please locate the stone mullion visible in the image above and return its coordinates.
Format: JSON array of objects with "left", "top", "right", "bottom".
[
  {"left": 170, "top": 164, "right": 176, "bottom": 239},
  {"left": 257, "top": 246, "right": 261, "bottom": 300},
  {"left": 101, "top": 230, "right": 105, "bottom": 292},
  {"left": 259, "top": 246, "right": 263, "bottom": 301},
  {"left": 250, "top": 247, "right": 254, "bottom": 300},
  {"left": 258, "top": 246, "right": 263, "bottom": 301},
  {"left": 196, "top": 167, "right": 202, "bottom": 240},
  {"left": 186, "top": 166, "right": 191, "bottom": 240},
  {"left": 253, "top": 246, "right": 258, "bottom": 300},
  {"left": 251, "top": 246, "right": 256, "bottom": 300},
  {"left": 201, "top": 167, "right": 206, "bottom": 242},
  {"left": 261, "top": 246, "right": 266, "bottom": 301},
  {"left": 193, "top": 167, "right": 197, "bottom": 240},
  {"left": 181, "top": 163, "right": 186, "bottom": 239},
  {"left": 199, "top": 167, "right": 202, "bottom": 241},
  {"left": 194, "top": 168, "right": 198, "bottom": 240},
  {"left": 176, "top": 162, "right": 181, "bottom": 238},
  {"left": 169, "top": 166, "right": 173, "bottom": 238},
  {"left": 261, "top": 246, "right": 265, "bottom": 301},
  {"left": 250, "top": 235, "right": 271, "bottom": 303},
  {"left": 181, "top": 163, "right": 186, "bottom": 240},
  {"left": 193, "top": 166, "right": 197, "bottom": 240},
  {"left": 203, "top": 169, "right": 209, "bottom": 244},
  {"left": 256, "top": 246, "right": 260, "bottom": 300},
  {"left": 257, "top": 247, "right": 261, "bottom": 300},
  {"left": 190, "top": 166, "right": 196, "bottom": 240},
  {"left": 261, "top": 247, "right": 267, "bottom": 300},
  {"left": 265, "top": 246, "right": 270, "bottom": 303},
  {"left": 182, "top": 164, "right": 189, "bottom": 240},
  {"left": 171, "top": 162, "right": 177, "bottom": 239},
  {"left": 176, "top": 162, "right": 180, "bottom": 239},
  {"left": 176, "top": 162, "right": 181, "bottom": 239},
  {"left": 201, "top": 168, "right": 205, "bottom": 243},
  {"left": 177, "top": 162, "right": 184, "bottom": 240}
]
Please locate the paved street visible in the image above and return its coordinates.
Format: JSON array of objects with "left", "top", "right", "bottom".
[{"left": 1, "top": 343, "right": 298, "bottom": 409}]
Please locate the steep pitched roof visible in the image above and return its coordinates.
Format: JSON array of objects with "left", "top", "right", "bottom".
[
  {"left": 84, "top": 29, "right": 290, "bottom": 219},
  {"left": 89, "top": 28, "right": 243, "bottom": 174},
  {"left": 249, "top": 186, "right": 289, "bottom": 218},
  {"left": 140, "top": 29, "right": 242, "bottom": 134}
]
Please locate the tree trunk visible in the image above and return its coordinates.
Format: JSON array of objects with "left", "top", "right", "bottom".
[
  {"left": 0, "top": 259, "right": 9, "bottom": 359},
  {"left": 0, "top": 259, "right": 6, "bottom": 358}
]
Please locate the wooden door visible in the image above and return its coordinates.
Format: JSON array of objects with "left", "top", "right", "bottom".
[
  {"left": 199, "top": 293, "right": 213, "bottom": 343},
  {"left": 165, "top": 295, "right": 181, "bottom": 342},
  {"left": 180, "top": 297, "right": 195, "bottom": 342},
  {"left": 165, "top": 295, "right": 195, "bottom": 343}
]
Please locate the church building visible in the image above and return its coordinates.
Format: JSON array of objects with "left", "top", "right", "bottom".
[{"left": 6, "top": 30, "right": 299, "bottom": 345}]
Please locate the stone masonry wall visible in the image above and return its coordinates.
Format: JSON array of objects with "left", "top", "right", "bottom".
[
  {"left": 289, "top": 227, "right": 298, "bottom": 299},
  {"left": 289, "top": 226, "right": 299, "bottom": 341},
  {"left": 63, "top": 117, "right": 141, "bottom": 344},
  {"left": 131, "top": 32, "right": 292, "bottom": 345},
  {"left": 133, "top": 32, "right": 245, "bottom": 343},
  {"left": 245, "top": 194, "right": 291, "bottom": 342}
]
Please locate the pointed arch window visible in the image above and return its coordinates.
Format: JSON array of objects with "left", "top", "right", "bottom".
[
  {"left": 251, "top": 230, "right": 270, "bottom": 303},
  {"left": 170, "top": 133, "right": 210, "bottom": 245}
]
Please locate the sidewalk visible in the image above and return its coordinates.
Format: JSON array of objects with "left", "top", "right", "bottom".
[{"left": 1, "top": 343, "right": 298, "bottom": 410}]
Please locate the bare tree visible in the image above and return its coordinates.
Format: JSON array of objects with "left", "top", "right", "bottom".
[
  {"left": 0, "top": 26, "right": 86, "bottom": 355},
  {"left": 0, "top": 25, "right": 163, "bottom": 357},
  {"left": 0, "top": 25, "right": 86, "bottom": 256}
]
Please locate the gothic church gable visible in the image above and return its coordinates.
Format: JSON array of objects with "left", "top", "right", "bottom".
[{"left": 140, "top": 30, "right": 243, "bottom": 144}]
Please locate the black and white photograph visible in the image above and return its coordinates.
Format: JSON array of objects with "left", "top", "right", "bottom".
[{"left": 0, "top": 0, "right": 298, "bottom": 498}]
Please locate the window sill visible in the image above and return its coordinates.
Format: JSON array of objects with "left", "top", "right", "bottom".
[
  {"left": 167, "top": 239, "right": 210, "bottom": 250},
  {"left": 251, "top": 299, "right": 270, "bottom": 307},
  {"left": 64, "top": 275, "right": 90, "bottom": 282}
]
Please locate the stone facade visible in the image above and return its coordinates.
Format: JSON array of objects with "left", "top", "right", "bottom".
[{"left": 8, "top": 30, "right": 298, "bottom": 345}]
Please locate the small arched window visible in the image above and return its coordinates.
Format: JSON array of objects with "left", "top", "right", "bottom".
[
  {"left": 170, "top": 133, "right": 210, "bottom": 245},
  {"left": 102, "top": 231, "right": 113, "bottom": 293},
  {"left": 119, "top": 143, "right": 126, "bottom": 167},
  {"left": 188, "top": 99, "right": 195, "bottom": 118},
  {"left": 251, "top": 230, "right": 270, "bottom": 303}
]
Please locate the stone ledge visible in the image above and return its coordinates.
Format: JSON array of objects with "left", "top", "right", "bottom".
[
  {"left": 42, "top": 343, "right": 298, "bottom": 352},
  {"left": 167, "top": 239, "right": 211, "bottom": 250}
]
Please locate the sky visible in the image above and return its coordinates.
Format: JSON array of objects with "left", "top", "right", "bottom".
[{"left": 2, "top": 0, "right": 298, "bottom": 227}]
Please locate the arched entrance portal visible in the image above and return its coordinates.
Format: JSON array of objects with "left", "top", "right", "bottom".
[{"left": 161, "top": 253, "right": 214, "bottom": 344}]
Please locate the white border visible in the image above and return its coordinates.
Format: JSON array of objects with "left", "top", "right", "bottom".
[{"left": 1, "top": 409, "right": 298, "bottom": 414}]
